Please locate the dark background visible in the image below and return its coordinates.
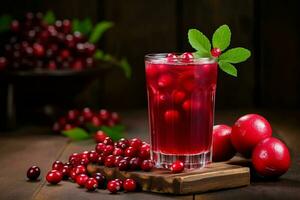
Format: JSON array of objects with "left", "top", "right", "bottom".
[{"left": 0, "top": 0, "right": 300, "bottom": 127}]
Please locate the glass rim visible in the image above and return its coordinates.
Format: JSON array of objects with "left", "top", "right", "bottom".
[{"left": 145, "top": 53, "right": 216, "bottom": 64}]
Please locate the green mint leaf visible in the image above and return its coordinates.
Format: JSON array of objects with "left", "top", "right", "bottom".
[
  {"left": 89, "top": 21, "right": 114, "bottom": 44},
  {"left": 218, "top": 61, "right": 237, "bottom": 77},
  {"left": 43, "top": 11, "right": 55, "bottom": 24},
  {"left": 212, "top": 24, "right": 231, "bottom": 51},
  {"left": 188, "top": 29, "right": 211, "bottom": 53},
  {"left": 62, "top": 127, "right": 90, "bottom": 141},
  {"left": 193, "top": 51, "right": 211, "bottom": 58},
  {"left": 101, "top": 125, "right": 125, "bottom": 141},
  {"left": 219, "top": 47, "right": 251, "bottom": 64},
  {"left": 120, "top": 58, "right": 132, "bottom": 78},
  {"left": 0, "top": 14, "right": 12, "bottom": 32}
]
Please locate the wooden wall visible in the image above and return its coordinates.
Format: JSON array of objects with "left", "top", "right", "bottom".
[{"left": 0, "top": 0, "right": 299, "bottom": 110}]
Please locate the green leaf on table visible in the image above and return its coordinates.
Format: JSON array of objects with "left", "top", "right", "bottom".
[
  {"left": 120, "top": 58, "right": 132, "bottom": 78},
  {"left": 93, "top": 49, "right": 104, "bottom": 60},
  {"left": 43, "top": 10, "right": 55, "bottom": 24},
  {"left": 85, "top": 123, "right": 125, "bottom": 141},
  {"left": 0, "top": 14, "right": 12, "bottom": 32},
  {"left": 62, "top": 127, "right": 90, "bottom": 141},
  {"left": 101, "top": 125, "right": 125, "bottom": 141},
  {"left": 218, "top": 60, "right": 237, "bottom": 77},
  {"left": 212, "top": 24, "right": 231, "bottom": 51},
  {"left": 219, "top": 47, "right": 251, "bottom": 64},
  {"left": 188, "top": 29, "right": 211, "bottom": 54},
  {"left": 89, "top": 21, "right": 114, "bottom": 44}
]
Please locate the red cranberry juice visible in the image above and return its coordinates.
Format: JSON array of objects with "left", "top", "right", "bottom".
[{"left": 145, "top": 56, "right": 217, "bottom": 167}]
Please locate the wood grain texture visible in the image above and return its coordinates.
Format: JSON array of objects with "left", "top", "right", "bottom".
[
  {"left": 87, "top": 157, "right": 250, "bottom": 194},
  {"left": 0, "top": 128, "right": 69, "bottom": 200}
]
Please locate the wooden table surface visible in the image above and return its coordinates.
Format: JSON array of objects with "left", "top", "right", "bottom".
[{"left": 0, "top": 110, "right": 299, "bottom": 200}]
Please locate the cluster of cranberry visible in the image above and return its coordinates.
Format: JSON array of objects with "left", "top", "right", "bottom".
[
  {"left": 27, "top": 133, "right": 185, "bottom": 194},
  {"left": 52, "top": 108, "right": 120, "bottom": 132},
  {"left": 0, "top": 12, "right": 97, "bottom": 71}
]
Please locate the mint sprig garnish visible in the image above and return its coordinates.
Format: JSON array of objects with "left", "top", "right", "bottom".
[
  {"left": 188, "top": 24, "right": 251, "bottom": 77},
  {"left": 188, "top": 29, "right": 211, "bottom": 57},
  {"left": 212, "top": 25, "right": 231, "bottom": 51}
]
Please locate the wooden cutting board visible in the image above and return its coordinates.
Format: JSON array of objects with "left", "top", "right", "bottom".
[{"left": 87, "top": 156, "right": 250, "bottom": 194}]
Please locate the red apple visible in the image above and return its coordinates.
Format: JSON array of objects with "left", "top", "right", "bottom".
[
  {"left": 231, "top": 114, "right": 272, "bottom": 157},
  {"left": 212, "top": 125, "right": 236, "bottom": 162},
  {"left": 252, "top": 137, "right": 291, "bottom": 178}
]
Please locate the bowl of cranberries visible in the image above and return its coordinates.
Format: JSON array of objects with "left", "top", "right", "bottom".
[{"left": 0, "top": 11, "right": 128, "bottom": 76}]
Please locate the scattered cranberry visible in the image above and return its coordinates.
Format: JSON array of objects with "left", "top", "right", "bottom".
[
  {"left": 94, "top": 130, "right": 107, "bottom": 143},
  {"left": 130, "top": 138, "right": 142, "bottom": 150},
  {"left": 91, "top": 116, "right": 102, "bottom": 127},
  {"left": 85, "top": 178, "right": 98, "bottom": 191},
  {"left": 124, "top": 146, "right": 138, "bottom": 158},
  {"left": 103, "top": 137, "right": 114, "bottom": 145},
  {"left": 27, "top": 166, "right": 40, "bottom": 180},
  {"left": 99, "top": 109, "right": 110, "bottom": 121},
  {"left": 73, "top": 165, "right": 87, "bottom": 176},
  {"left": 113, "top": 147, "right": 124, "bottom": 156},
  {"left": 212, "top": 125, "right": 236, "bottom": 162},
  {"left": 113, "top": 179, "right": 123, "bottom": 191},
  {"left": 64, "top": 124, "right": 74, "bottom": 131},
  {"left": 104, "top": 155, "right": 115, "bottom": 167},
  {"left": 118, "top": 159, "right": 130, "bottom": 171},
  {"left": 171, "top": 160, "right": 184, "bottom": 173},
  {"left": 210, "top": 48, "right": 222, "bottom": 57},
  {"left": 141, "top": 160, "right": 154, "bottom": 171},
  {"left": 76, "top": 174, "right": 89, "bottom": 187},
  {"left": 231, "top": 114, "right": 272, "bottom": 157},
  {"left": 82, "top": 107, "right": 93, "bottom": 121},
  {"left": 98, "top": 155, "right": 106, "bottom": 165},
  {"left": 129, "top": 157, "right": 142, "bottom": 170},
  {"left": 46, "top": 170, "right": 62, "bottom": 184},
  {"left": 61, "top": 165, "right": 71, "bottom": 180},
  {"left": 66, "top": 109, "right": 79, "bottom": 122},
  {"left": 79, "top": 157, "right": 89, "bottom": 166},
  {"left": 107, "top": 180, "right": 121, "bottom": 194},
  {"left": 117, "top": 138, "right": 130, "bottom": 149},
  {"left": 103, "top": 145, "right": 114, "bottom": 156},
  {"left": 111, "top": 112, "right": 120, "bottom": 123},
  {"left": 88, "top": 150, "right": 99, "bottom": 163},
  {"left": 252, "top": 137, "right": 291, "bottom": 178},
  {"left": 139, "top": 144, "right": 150, "bottom": 160},
  {"left": 95, "top": 143, "right": 106, "bottom": 154},
  {"left": 114, "top": 156, "right": 124, "bottom": 167},
  {"left": 52, "top": 160, "right": 64, "bottom": 171},
  {"left": 92, "top": 172, "right": 106, "bottom": 188},
  {"left": 123, "top": 178, "right": 137, "bottom": 192}
]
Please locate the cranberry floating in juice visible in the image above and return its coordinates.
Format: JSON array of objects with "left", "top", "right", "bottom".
[{"left": 145, "top": 53, "right": 218, "bottom": 168}]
